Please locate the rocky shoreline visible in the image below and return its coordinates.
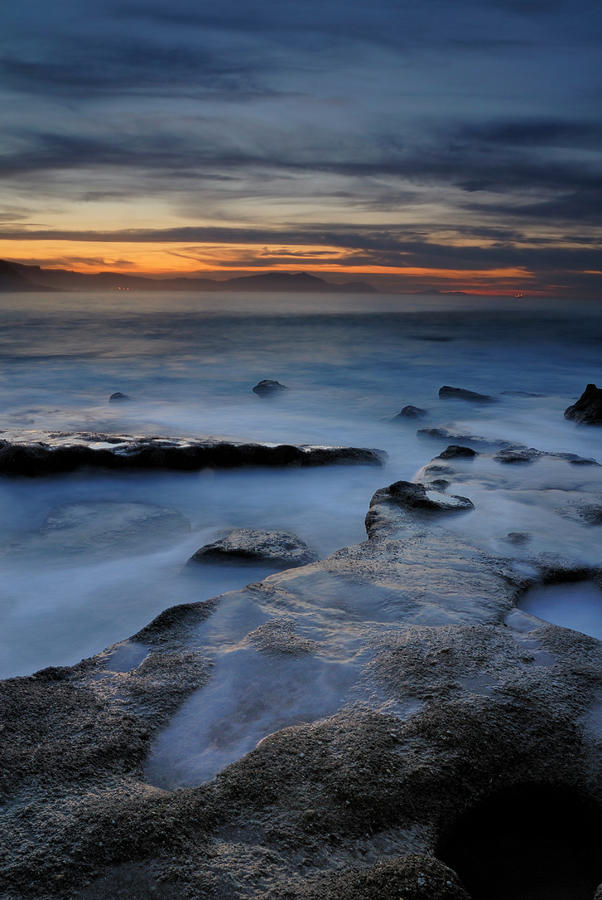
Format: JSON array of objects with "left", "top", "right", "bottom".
[{"left": 0, "top": 441, "right": 601, "bottom": 899}]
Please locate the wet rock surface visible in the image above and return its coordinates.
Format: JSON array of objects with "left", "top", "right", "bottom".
[
  {"left": 108, "top": 392, "right": 130, "bottom": 403},
  {"left": 437, "top": 445, "right": 478, "bottom": 460},
  {"left": 1, "top": 447, "right": 601, "bottom": 899},
  {"left": 565, "top": 383, "right": 602, "bottom": 425},
  {"left": 394, "top": 405, "right": 427, "bottom": 420},
  {"left": 0, "top": 430, "right": 384, "bottom": 476},
  {"left": 188, "top": 528, "right": 317, "bottom": 569},
  {"left": 367, "top": 479, "right": 474, "bottom": 517},
  {"left": 439, "top": 385, "right": 496, "bottom": 403},
  {"left": 252, "top": 380, "right": 289, "bottom": 397}
]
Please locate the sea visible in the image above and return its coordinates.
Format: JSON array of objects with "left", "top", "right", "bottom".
[{"left": 0, "top": 290, "right": 601, "bottom": 681}]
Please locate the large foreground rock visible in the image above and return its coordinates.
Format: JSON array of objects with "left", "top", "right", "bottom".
[
  {"left": 189, "top": 528, "right": 317, "bottom": 569},
  {"left": 564, "top": 383, "right": 602, "bottom": 424},
  {"left": 1, "top": 448, "right": 600, "bottom": 898},
  {"left": 0, "top": 431, "right": 384, "bottom": 476}
]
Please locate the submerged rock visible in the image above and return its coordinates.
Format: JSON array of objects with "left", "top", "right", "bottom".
[
  {"left": 439, "top": 385, "right": 496, "bottom": 403},
  {"left": 3, "top": 501, "right": 190, "bottom": 562},
  {"left": 252, "top": 379, "right": 289, "bottom": 397},
  {"left": 394, "top": 405, "right": 427, "bottom": 420},
  {"left": 564, "top": 383, "right": 602, "bottom": 425},
  {"left": 109, "top": 392, "right": 130, "bottom": 402},
  {"left": 505, "top": 531, "right": 531, "bottom": 545},
  {"left": 188, "top": 528, "right": 317, "bottom": 569}
]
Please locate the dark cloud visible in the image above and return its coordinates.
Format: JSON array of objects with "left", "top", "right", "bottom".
[{"left": 0, "top": 0, "right": 600, "bottom": 295}]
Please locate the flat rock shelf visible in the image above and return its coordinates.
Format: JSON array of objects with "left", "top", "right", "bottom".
[
  {"left": 0, "top": 445, "right": 601, "bottom": 900},
  {"left": 0, "top": 431, "right": 385, "bottom": 476}
]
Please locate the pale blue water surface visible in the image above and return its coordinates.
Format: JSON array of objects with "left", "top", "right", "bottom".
[{"left": 0, "top": 290, "right": 600, "bottom": 677}]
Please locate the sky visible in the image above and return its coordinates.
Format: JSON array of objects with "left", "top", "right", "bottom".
[{"left": 0, "top": 0, "right": 601, "bottom": 295}]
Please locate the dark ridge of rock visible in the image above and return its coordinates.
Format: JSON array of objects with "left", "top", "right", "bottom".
[
  {"left": 253, "top": 379, "right": 289, "bottom": 397},
  {"left": 131, "top": 599, "right": 218, "bottom": 645},
  {"left": 564, "top": 383, "right": 602, "bottom": 425},
  {"left": 417, "top": 426, "right": 510, "bottom": 449},
  {"left": 109, "top": 392, "right": 130, "bottom": 402},
  {"left": 394, "top": 405, "right": 427, "bottom": 420},
  {"left": 569, "top": 457, "right": 600, "bottom": 466},
  {"left": 494, "top": 447, "right": 542, "bottom": 464},
  {"left": 188, "top": 528, "right": 317, "bottom": 569},
  {"left": 0, "top": 431, "right": 385, "bottom": 477},
  {"left": 437, "top": 445, "right": 478, "bottom": 460},
  {"left": 439, "top": 385, "right": 496, "bottom": 403}
]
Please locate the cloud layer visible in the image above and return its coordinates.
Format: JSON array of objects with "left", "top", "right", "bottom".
[{"left": 1, "top": 0, "right": 601, "bottom": 294}]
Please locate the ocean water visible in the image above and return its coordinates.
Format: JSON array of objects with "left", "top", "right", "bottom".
[{"left": 0, "top": 290, "right": 601, "bottom": 679}]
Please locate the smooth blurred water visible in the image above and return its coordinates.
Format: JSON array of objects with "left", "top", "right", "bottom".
[{"left": 0, "top": 290, "right": 601, "bottom": 677}]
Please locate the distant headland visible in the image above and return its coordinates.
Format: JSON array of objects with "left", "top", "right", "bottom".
[{"left": 0, "top": 260, "right": 377, "bottom": 294}]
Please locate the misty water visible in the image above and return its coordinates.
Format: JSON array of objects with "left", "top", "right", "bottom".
[{"left": 1, "top": 292, "right": 601, "bottom": 775}]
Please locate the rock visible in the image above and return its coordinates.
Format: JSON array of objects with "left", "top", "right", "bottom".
[
  {"left": 564, "top": 383, "right": 602, "bottom": 425},
  {"left": 495, "top": 447, "right": 542, "bottom": 464},
  {"left": 252, "top": 379, "right": 288, "bottom": 397},
  {"left": 417, "top": 426, "right": 507, "bottom": 449},
  {"left": 1, "top": 446, "right": 600, "bottom": 900},
  {"left": 394, "top": 405, "right": 427, "bottom": 420},
  {"left": 2, "top": 502, "right": 190, "bottom": 562},
  {"left": 437, "top": 445, "right": 478, "bottom": 460},
  {"left": 439, "top": 385, "right": 496, "bottom": 403},
  {"left": 188, "top": 528, "right": 317, "bottom": 569},
  {"left": 429, "top": 478, "right": 451, "bottom": 490},
  {"left": 580, "top": 506, "right": 602, "bottom": 525},
  {"left": 301, "top": 855, "right": 470, "bottom": 899},
  {"left": 0, "top": 431, "right": 385, "bottom": 476},
  {"left": 369, "top": 479, "right": 474, "bottom": 516},
  {"left": 505, "top": 532, "right": 531, "bottom": 545},
  {"left": 109, "top": 392, "right": 130, "bottom": 402},
  {"left": 501, "top": 390, "right": 545, "bottom": 397}
]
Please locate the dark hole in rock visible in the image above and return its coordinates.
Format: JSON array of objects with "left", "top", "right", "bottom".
[
  {"left": 518, "top": 580, "right": 602, "bottom": 640},
  {"left": 437, "top": 784, "right": 602, "bottom": 900}
]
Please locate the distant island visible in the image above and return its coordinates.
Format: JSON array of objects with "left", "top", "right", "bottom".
[{"left": 0, "top": 260, "right": 377, "bottom": 294}]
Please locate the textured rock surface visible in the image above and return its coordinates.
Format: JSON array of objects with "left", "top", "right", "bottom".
[
  {"left": 565, "top": 383, "right": 602, "bottom": 425},
  {"left": 0, "top": 449, "right": 600, "bottom": 899},
  {"left": 0, "top": 431, "right": 384, "bottom": 476},
  {"left": 108, "top": 392, "right": 130, "bottom": 402},
  {"left": 189, "top": 528, "right": 317, "bottom": 569}
]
